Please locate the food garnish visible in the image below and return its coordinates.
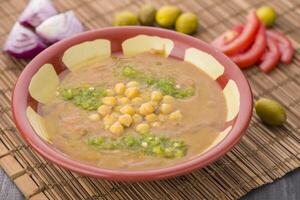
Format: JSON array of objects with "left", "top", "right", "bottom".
[
  {"left": 59, "top": 80, "right": 184, "bottom": 135},
  {"left": 256, "top": 6, "right": 277, "bottom": 27},
  {"left": 87, "top": 133, "right": 188, "bottom": 158},
  {"left": 155, "top": 5, "right": 182, "bottom": 28},
  {"left": 36, "top": 11, "right": 84, "bottom": 44},
  {"left": 230, "top": 24, "right": 267, "bottom": 68},
  {"left": 3, "top": 1, "right": 83, "bottom": 59},
  {"left": 113, "top": 11, "right": 139, "bottom": 26},
  {"left": 18, "top": 0, "right": 57, "bottom": 27},
  {"left": 60, "top": 86, "right": 107, "bottom": 111},
  {"left": 175, "top": 12, "right": 198, "bottom": 35},
  {"left": 255, "top": 98, "right": 287, "bottom": 126},
  {"left": 120, "top": 66, "right": 195, "bottom": 98},
  {"left": 113, "top": 4, "right": 198, "bottom": 35},
  {"left": 259, "top": 37, "right": 281, "bottom": 73},
  {"left": 138, "top": 4, "right": 157, "bottom": 26},
  {"left": 211, "top": 8, "right": 294, "bottom": 73},
  {"left": 266, "top": 30, "right": 294, "bottom": 64},
  {"left": 3, "top": 23, "right": 46, "bottom": 59}
]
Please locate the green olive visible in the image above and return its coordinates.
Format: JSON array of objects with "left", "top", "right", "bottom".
[
  {"left": 155, "top": 5, "right": 182, "bottom": 28},
  {"left": 256, "top": 6, "right": 277, "bottom": 27},
  {"left": 113, "top": 11, "right": 139, "bottom": 26},
  {"left": 175, "top": 12, "right": 198, "bottom": 34},
  {"left": 139, "top": 4, "right": 156, "bottom": 26},
  {"left": 255, "top": 98, "right": 287, "bottom": 126}
]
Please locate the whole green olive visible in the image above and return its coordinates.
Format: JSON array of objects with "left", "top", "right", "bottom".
[
  {"left": 155, "top": 5, "right": 182, "bottom": 28},
  {"left": 139, "top": 4, "right": 156, "bottom": 26},
  {"left": 255, "top": 98, "right": 287, "bottom": 126},
  {"left": 256, "top": 6, "right": 277, "bottom": 27},
  {"left": 175, "top": 12, "right": 198, "bottom": 34},
  {"left": 113, "top": 11, "right": 139, "bottom": 26}
]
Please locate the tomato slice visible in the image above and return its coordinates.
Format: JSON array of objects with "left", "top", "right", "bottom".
[
  {"left": 216, "top": 11, "right": 260, "bottom": 55},
  {"left": 266, "top": 30, "right": 294, "bottom": 64},
  {"left": 211, "top": 25, "right": 243, "bottom": 48},
  {"left": 259, "top": 37, "right": 281, "bottom": 73},
  {"left": 230, "top": 24, "right": 267, "bottom": 68}
]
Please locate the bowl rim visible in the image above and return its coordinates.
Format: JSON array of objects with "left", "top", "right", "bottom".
[{"left": 12, "top": 26, "right": 253, "bottom": 181}]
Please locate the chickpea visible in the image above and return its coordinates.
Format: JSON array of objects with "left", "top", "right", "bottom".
[
  {"left": 105, "top": 89, "right": 115, "bottom": 96},
  {"left": 118, "top": 114, "right": 133, "bottom": 127},
  {"left": 140, "top": 90, "right": 151, "bottom": 101},
  {"left": 114, "top": 105, "right": 122, "bottom": 112},
  {"left": 169, "top": 110, "right": 183, "bottom": 121},
  {"left": 139, "top": 102, "right": 154, "bottom": 115},
  {"left": 150, "top": 101, "right": 158, "bottom": 107},
  {"left": 162, "top": 95, "right": 175, "bottom": 104},
  {"left": 131, "top": 97, "right": 143, "bottom": 105},
  {"left": 151, "top": 121, "right": 161, "bottom": 127},
  {"left": 103, "top": 114, "right": 118, "bottom": 128},
  {"left": 132, "top": 114, "right": 143, "bottom": 124},
  {"left": 114, "top": 82, "right": 126, "bottom": 94},
  {"left": 97, "top": 105, "right": 112, "bottom": 116},
  {"left": 158, "top": 114, "right": 167, "bottom": 122},
  {"left": 118, "top": 97, "right": 130, "bottom": 105},
  {"left": 160, "top": 103, "right": 173, "bottom": 114},
  {"left": 125, "top": 87, "right": 139, "bottom": 99},
  {"left": 102, "top": 96, "right": 117, "bottom": 106},
  {"left": 151, "top": 91, "right": 163, "bottom": 102},
  {"left": 88, "top": 113, "right": 100, "bottom": 121},
  {"left": 109, "top": 121, "right": 124, "bottom": 135},
  {"left": 136, "top": 123, "right": 150, "bottom": 134},
  {"left": 126, "top": 81, "right": 139, "bottom": 88},
  {"left": 110, "top": 112, "right": 120, "bottom": 118},
  {"left": 120, "top": 105, "right": 135, "bottom": 115},
  {"left": 145, "top": 113, "right": 157, "bottom": 123}
]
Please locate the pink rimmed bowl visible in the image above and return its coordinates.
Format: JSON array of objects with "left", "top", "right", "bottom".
[{"left": 12, "top": 27, "right": 252, "bottom": 181}]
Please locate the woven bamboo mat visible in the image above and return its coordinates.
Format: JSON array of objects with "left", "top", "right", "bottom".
[{"left": 0, "top": 0, "right": 300, "bottom": 199}]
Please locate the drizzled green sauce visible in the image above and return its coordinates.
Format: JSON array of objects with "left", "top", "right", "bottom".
[
  {"left": 87, "top": 133, "right": 188, "bottom": 158},
  {"left": 59, "top": 86, "right": 107, "bottom": 110},
  {"left": 121, "top": 66, "right": 195, "bottom": 98}
]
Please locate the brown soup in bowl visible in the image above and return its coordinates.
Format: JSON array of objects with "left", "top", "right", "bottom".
[
  {"left": 38, "top": 52, "right": 227, "bottom": 170},
  {"left": 13, "top": 28, "right": 252, "bottom": 181}
]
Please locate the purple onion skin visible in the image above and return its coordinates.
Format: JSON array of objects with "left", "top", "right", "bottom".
[
  {"left": 19, "top": 0, "right": 58, "bottom": 28},
  {"left": 3, "top": 23, "right": 47, "bottom": 59},
  {"left": 36, "top": 11, "right": 84, "bottom": 44},
  {"left": 5, "top": 44, "right": 46, "bottom": 59}
]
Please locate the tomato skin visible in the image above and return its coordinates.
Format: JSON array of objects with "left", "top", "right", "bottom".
[
  {"left": 259, "top": 37, "right": 281, "bottom": 73},
  {"left": 230, "top": 24, "right": 267, "bottom": 68},
  {"left": 267, "top": 30, "right": 294, "bottom": 64},
  {"left": 218, "top": 11, "right": 260, "bottom": 55},
  {"left": 211, "top": 25, "right": 243, "bottom": 48}
]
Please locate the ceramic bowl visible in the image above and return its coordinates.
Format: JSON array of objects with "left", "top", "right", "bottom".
[{"left": 12, "top": 27, "right": 252, "bottom": 181}]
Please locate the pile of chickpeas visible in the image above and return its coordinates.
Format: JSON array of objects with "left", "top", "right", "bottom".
[{"left": 88, "top": 81, "right": 183, "bottom": 135}]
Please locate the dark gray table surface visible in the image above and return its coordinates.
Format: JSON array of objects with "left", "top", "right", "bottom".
[{"left": 0, "top": 168, "right": 299, "bottom": 200}]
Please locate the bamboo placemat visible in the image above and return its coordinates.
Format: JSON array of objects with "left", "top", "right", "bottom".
[{"left": 0, "top": 0, "right": 300, "bottom": 199}]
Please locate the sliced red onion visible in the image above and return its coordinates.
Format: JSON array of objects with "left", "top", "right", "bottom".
[
  {"left": 3, "top": 23, "right": 46, "bottom": 59},
  {"left": 36, "top": 11, "right": 84, "bottom": 44},
  {"left": 19, "top": 0, "right": 58, "bottom": 27}
]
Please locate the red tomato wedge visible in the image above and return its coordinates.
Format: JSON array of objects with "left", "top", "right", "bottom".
[
  {"left": 259, "top": 37, "right": 281, "bottom": 73},
  {"left": 215, "top": 11, "right": 260, "bottom": 55},
  {"left": 266, "top": 30, "right": 294, "bottom": 64},
  {"left": 211, "top": 25, "right": 243, "bottom": 48},
  {"left": 230, "top": 24, "right": 267, "bottom": 68}
]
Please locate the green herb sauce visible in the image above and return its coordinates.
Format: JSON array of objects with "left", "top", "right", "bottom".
[
  {"left": 87, "top": 133, "right": 188, "bottom": 158},
  {"left": 59, "top": 86, "right": 107, "bottom": 110},
  {"left": 121, "top": 66, "right": 195, "bottom": 98}
]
